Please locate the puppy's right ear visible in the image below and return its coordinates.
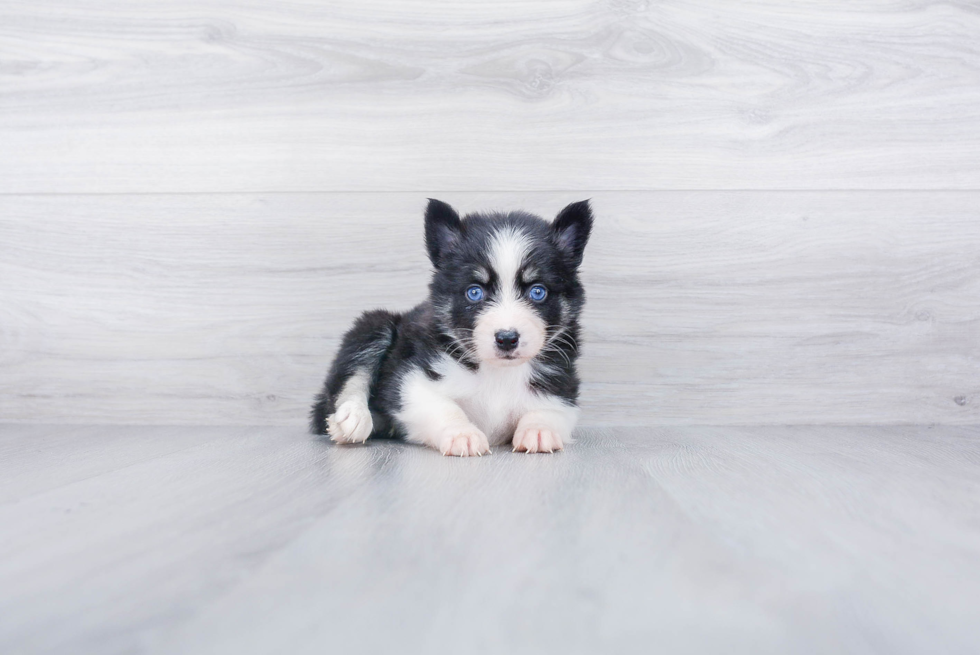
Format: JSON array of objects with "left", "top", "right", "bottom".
[{"left": 424, "top": 199, "right": 462, "bottom": 269}]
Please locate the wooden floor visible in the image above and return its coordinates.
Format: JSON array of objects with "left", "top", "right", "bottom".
[{"left": 2, "top": 425, "right": 978, "bottom": 654}]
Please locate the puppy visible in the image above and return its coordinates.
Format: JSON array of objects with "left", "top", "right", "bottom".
[{"left": 310, "top": 199, "right": 592, "bottom": 456}]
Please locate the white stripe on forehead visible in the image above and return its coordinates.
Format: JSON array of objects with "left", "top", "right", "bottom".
[{"left": 488, "top": 226, "right": 531, "bottom": 299}]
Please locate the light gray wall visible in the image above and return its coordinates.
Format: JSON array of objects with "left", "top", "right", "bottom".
[{"left": 1, "top": 1, "right": 978, "bottom": 426}]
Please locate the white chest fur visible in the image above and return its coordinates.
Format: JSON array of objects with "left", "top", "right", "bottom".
[
  {"left": 396, "top": 355, "right": 578, "bottom": 448},
  {"left": 425, "top": 356, "right": 539, "bottom": 444}
]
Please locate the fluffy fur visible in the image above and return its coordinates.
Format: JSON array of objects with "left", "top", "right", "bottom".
[{"left": 310, "top": 199, "right": 593, "bottom": 456}]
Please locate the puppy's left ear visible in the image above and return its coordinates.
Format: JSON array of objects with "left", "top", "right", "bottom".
[{"left": 551, "top": 200, "right": 593, "bottom": 268}]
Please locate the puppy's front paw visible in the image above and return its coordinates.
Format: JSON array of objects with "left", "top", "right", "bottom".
[
  {"left": 438, "top": 425, "right": 491, "bottom": 457},
  {"left": 512, "top": 425, "right": 564, "bottom": 454},
  {"left": 327, "top": 401, "right": 373, "bottom": 444}
]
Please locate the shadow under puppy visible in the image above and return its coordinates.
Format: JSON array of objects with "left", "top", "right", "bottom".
[{"left": 311, "top": 199, "right": 593, "bottom": 456}]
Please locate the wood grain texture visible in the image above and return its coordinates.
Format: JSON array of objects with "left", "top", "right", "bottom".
[
  {"left": 2, "top": 1, "right": 980, "bottom": 192},
  {"left": 1, "top": 425, "right": 978, "bottom": 654},
  {"left": 2, "top": 192, "right": 978, "bottom": 426}
]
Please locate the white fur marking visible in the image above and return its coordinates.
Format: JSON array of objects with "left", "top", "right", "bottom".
[
  {"left": 327, "top": 369, "right": 373, "bottom": 444},
  {"left": 397, "top": 356, "right": 578, "bottom": 449},
  {"left": 489, "top": 227, "right": 531, "bottom": 301},
  {"left": 395, "top": 367, "right": 490, "bottom": 456},
  {"left": 520, "top": 266, "right": 539, "bottom": 284},
  {"left": 475, "top": 227, "right": 546, "bottom": 365}
]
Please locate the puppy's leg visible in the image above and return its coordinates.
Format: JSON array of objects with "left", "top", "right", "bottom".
[
  {"left": 512, "top": 401, "right": 579, "bottom": 454},
  {"left": 397, "top": 371, "right": 490, "bottom": 457},
  {"left": 326, "top": 369, "right": 373, "bottom": 444},
  {"left": 310, "top": 309, "right": 397, "bottom": 437}
]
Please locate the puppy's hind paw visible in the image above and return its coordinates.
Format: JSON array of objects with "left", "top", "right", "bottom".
[{"left": 327, "top": 401, "right": 373, "bottom": 444}]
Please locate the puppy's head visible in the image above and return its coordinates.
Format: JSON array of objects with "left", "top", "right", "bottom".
[{"left": 425, "top": 199, "right": 593, "bottom": 368}]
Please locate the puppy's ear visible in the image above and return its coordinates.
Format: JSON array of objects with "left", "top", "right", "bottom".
[
  {"left": 424, "top": 199, "right": 462, "bottom": 269},
  {"left": 551, "top": 200, "right": 593, "bottom": 268}
]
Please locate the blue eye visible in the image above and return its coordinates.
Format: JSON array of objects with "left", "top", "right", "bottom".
[
  {"left": 466, "top": 285, "right": 484, "bottom": 302},
  {"left": 528, "top": 284, "right": 547, "bottom": 302}
]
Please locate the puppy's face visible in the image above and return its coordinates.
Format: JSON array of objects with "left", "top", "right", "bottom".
[{"left": 424, "top": 200, "right": 593, "bottom": 368}]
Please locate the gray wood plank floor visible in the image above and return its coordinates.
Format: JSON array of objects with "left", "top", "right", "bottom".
[
  {"left": 3, "top": 192, "right": 978, "bottom": 426},
  {"left": 2, "top": 424, "right": 978, "bottom": 654}
]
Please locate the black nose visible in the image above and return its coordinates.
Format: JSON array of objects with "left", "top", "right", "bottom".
[{"left": 494, "top": 330, "right": 520, "bottom": 352}]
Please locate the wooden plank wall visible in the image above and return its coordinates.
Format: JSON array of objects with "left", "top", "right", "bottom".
[{"left": 1, "top": 1, "right": 978, "bottom": 425}]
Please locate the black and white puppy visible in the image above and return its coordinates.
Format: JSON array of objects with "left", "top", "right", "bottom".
[{"left": 310, "top": 199, "right": 593, "bottom": 456}]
